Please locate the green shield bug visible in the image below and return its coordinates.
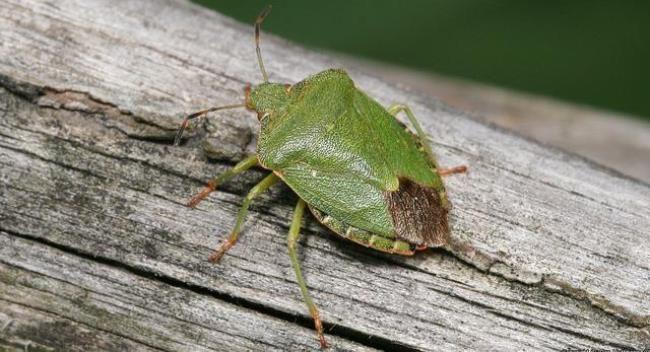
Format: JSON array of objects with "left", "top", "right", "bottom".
[{"left": 174, "top": 6, "right": 467, "bottom": 348}]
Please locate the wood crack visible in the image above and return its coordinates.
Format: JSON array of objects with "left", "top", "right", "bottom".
[
  {"left": 0, "top": 229, "right": 418, "bottom": 352},
  {"left": 0, "top": 297, "right": 170, "bottom": 352}
]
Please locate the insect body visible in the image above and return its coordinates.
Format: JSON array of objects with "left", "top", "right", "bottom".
[{"left": 175, "top": 6, "right": 466, "bottom": 348}]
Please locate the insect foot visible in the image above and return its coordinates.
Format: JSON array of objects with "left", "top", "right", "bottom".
[
  {"left": 311, "top": 308, "right": 329, "bottom": 348},
  {"left": 438, "top": 165, "right": 468, "bottom": 176},
  {"left": 187, "top": 181, "right": 217, "bottom": 208},
  {"left": 207, "top": 238, "right": 235, "bottom": 263}
]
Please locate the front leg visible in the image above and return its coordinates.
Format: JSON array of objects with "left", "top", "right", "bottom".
[{"left": 186, "top": 155, "right": 259, "bottom": 208}]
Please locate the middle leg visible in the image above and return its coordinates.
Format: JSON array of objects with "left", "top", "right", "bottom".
[
  {"left": 287, "top": 199, "right": 328, "bottom": 348},
  {"left": 208, "top": 172, "right": 280, "bottom": 263}
]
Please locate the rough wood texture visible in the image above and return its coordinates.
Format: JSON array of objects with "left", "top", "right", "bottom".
[
  {"left": 0, "top": 1, "right": 648, "bottom": 351},
  {"left": 0, "top": 233, "right": 371, "bottom": 352}
]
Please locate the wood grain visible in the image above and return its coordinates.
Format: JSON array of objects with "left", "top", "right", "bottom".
[{"left": 1, "top": 0, "right": 648, "bottom": 350}]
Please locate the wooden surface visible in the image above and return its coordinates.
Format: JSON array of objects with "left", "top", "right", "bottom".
[{"left": 1, "top": 0, "right": 649, "bottom": 351}]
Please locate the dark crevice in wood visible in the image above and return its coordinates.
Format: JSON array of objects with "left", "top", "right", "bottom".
[
  {"left": 0, "top": 262, "right": 250, "bottom": 352},
  {"left": 0, "top": 297, "right": 170, "bottom": 352},
  {"left": 6, "top": 119, "right": 205, "bottom": 187},
  {"left": 0, "top": 73, "right": 44, "bottom": 101},
  {"left": 0, "top": 130, "right": 19, "bottom": 141},
  {"left": 0, "top": 74, "right": 173, "bottom": 137},
  {"left": 126, "top": 134, "right": 176, "bottom": 146},
  {"left": 1, "top": 228, "right": 421, "bottom": 352}
]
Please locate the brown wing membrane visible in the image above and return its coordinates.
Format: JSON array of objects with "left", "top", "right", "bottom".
[{"left": 385, "top": 178, "right": 450, "bottom": 247}]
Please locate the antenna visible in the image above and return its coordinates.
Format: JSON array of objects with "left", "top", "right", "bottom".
[
  {"left": 255, "top": 5, "right": 272, "bottom": 82},
  {"left": 173, "top": 104, "right": 245, "bottom": 146}
]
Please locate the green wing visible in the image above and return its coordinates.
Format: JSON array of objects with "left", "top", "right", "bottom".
[
  {"left": 257, "top": 69, "right": 444, "bottom": 238},
  {"left": 280, "top": 163, "right": 393, "bottom": 236}
]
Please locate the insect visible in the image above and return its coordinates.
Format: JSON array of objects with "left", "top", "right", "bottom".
[{"left": 174, "top": 6, "right": 467, "bottom": 348}]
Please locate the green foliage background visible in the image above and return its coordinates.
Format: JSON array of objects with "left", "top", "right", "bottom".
[{"left": 196, "top": 1, "right": 650, "bottom": 120}]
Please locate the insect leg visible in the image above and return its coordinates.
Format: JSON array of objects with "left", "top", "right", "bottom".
[
  {"left": 387, "top": 103, "right": 440, "bottom": 167},
  {"left": 208, "top": 173, "right": 280, "bottom": 263},
  {"left": 186, "top": 155, "right": 259, "bottom": 208},
  {"left": 287, "top": 199, "right": 329, "bottom": 348},
  {"left": 388, "top": 103, "right": 468, "bottom": 175},
  {"left": 438, "top": 165, "right": 468, "bottom": 176}
]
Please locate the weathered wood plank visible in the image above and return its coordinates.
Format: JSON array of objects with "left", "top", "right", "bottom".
[
  {"left": 0, "top": 0, "right": 649, "bottom": 350},
  {"left": 2, "top": 122, "right": 645, "bottom": 351},
  {"left": 0, "top": 232, "right": 374, "bottom": 352}
]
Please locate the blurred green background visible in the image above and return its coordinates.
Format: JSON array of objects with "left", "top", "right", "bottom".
[{"left": 196, "top": 1, "right": 650, "bottom": 120}]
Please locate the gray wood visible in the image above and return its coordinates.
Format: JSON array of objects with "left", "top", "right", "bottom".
[
  {"left": 0, "top": 232, "right": 373, "bottom": 352},
  {"left": 0, "top": 0, "right": 648, "bottom": 351}
]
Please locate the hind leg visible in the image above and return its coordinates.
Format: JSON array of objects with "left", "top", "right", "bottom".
[
  {"left": 287, "top": 199, "right": 328, "bottom": 348},
  {"left": 387, "top": 103, "right": 467, "bottom": 176}
]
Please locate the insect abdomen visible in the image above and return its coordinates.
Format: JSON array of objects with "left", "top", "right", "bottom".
[{"left": 309, "top": 206, "right": 415, "bottom": 255}]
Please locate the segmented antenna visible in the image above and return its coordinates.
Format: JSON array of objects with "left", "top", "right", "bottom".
[
  {"left": 255, "top": 5, "right": 272, "bottom": 82},
  {"left": 173, "top": 104, "right": 245, "bottom": 146}
]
